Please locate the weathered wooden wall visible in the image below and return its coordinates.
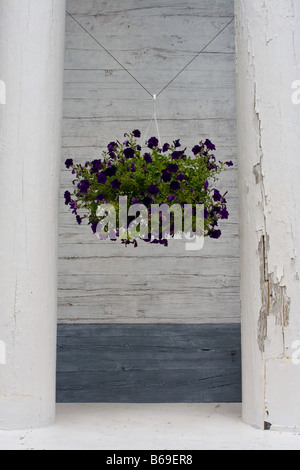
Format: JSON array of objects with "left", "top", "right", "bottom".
[{"left": 58, "top": 0, "right": 239, "bottom": 325}]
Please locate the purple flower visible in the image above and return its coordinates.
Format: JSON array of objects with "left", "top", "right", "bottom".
[
  {"left": 95, "top": 193, "right": 105, "bottom": 202},
  {"left": 148, "top": 184, "right": 159, "bottom": 195},
  {"left": 144, "top": 153, "right": 152, "bottom": 164},
  {"left": 91, "top": 221, "right": 99, "bottom": 234},
  {"left": 171, "top": 150, "right": 185, "bottom": 160},
  {"left": 69, "top": 200, "right": 78, "bottom": 215},
  {"left": 124, "top": 148, "right": 135, "bottom": 159},
  {"left": 65, "top": 159, "right": 73, "bottom": 169},
  {"left": 204, "top": 180, "right": 209, "bottom": 191},
  {"left": 167, "top": 163, "right": 179, "bottom": 173},
  {"left": 131, "top": 162, "right": 137, "bottom": 172},
  {"left": 137, "top": 145, "right": 142, "bottom": 151},
  {"left": 213, "top": 189, "right": 222, "bottom": 202},
  {"left": 107, "top": 142, "right": 118, "bottom": 152},
  {"left": 104, "top": 165, "right": 117, "bottom": 177},
  {"left": 161, "top": 170, "right": 172, "bottom": 182},
  {"left": 162, "top": 143, "right": 170, "bottom": 152},
  {"left": 168, "top": 195, "right": 176, "bottom": 202},
  {"left": 204, "top": 139, "right": 216, "bottom": 151},
  {"left": 208, "top": 229, "right": 222, "bottom": 239},
  {"left": 64, "top": 191, "right": 71, "bottom": 205},
  {"left": 220, "top": 207, "right": 229, "bottom": 219},
  {"left": 76, "top": 215, "right": 82, "bottom": 225},
  {"left": 176, "top": 172, "right": 187, "bottom": 182},
  {"left": 173, "top": 139, "right": 181, "bottom": 148},
  {"left": 147, "top": 137, "right": 159, "bottom": 149},
  {"left": 91, "top": 159, "right": 103, "bottom": 174},
  {"left": 226, "top": 161, "right": 234, "bottom": 167},
  {"left": 97, "top": 172, "right": 107, "bottom": 184},
  {"left": 132, "top": 129, "right": 141, "bottom": 138},
  {"left": 208, "top": 162, "right": 217, "bottom": 170},
  {"left": 143, "top": 196, "right": 152, "bottom": 206},
  {"left": 170, "top": 181, "right": 181, "bottom": 191},
  {"left": 77, "top": 180, "right": 90, "bottom": 194},
  {"left": 192, "top": 145, "right": 202, "bottom": 155},
  {"left": 111, "top": 179, "right": 121, "bottom": 190}
]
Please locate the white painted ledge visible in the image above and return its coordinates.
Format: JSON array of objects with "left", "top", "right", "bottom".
[{"left": 0, "top": 404, "right": 299, "bottom": 450}]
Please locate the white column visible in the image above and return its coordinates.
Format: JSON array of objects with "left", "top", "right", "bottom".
[
  {"left": 0, "top": 0, "right": 66, "bottom": 430},
  {"left": 235, "top": 0, "right": 300, "bottom": 430}
]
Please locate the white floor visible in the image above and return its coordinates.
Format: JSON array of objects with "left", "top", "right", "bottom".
[{"left": 1, "top": 404, "right": 300, "bottom": 450}]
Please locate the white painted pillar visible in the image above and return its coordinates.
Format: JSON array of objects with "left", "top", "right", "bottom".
[
  {"left": 235, "top": 0, "right": 300, "bottom": 430},
  {"left": 0, "top": 0, "right": 66, "bottom": 430}
]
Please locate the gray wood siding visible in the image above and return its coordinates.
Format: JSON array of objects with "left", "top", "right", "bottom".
[
  {"left": 56, "top": 324, "right": 241, "bottom": 403},
  {"left": 59, "top": 0, "right": 240, "bottom": 324}
]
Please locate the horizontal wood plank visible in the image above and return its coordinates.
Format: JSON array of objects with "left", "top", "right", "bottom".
[{"left": 56, "top": 323, "right": 241, "bottom": 402}]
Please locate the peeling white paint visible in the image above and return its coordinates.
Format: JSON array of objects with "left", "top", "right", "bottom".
[{"left": 235, "top": 0, "right": 300, "bottom": 430}]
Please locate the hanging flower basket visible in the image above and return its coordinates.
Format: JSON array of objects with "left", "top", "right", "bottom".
[{"left": 64, "top": 130, "right": 233, "bottom": 247}]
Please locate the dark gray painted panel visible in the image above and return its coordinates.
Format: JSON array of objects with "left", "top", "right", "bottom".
[{"left": 56, "top": 324, "right": 241, "bottom": 403}]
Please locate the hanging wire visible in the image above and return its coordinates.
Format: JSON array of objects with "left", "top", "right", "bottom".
[
  {"left": 156, "top": 18, "right": 234, "bottom": 97},
  {"left": 144, "top": 94, "right": 162, "bottom": 146},
  {"left": 66, "top": 11, "right": 153, "bottom": 98},
  {"left": 66, "top": 11, "right": 234, "bottom": 99}
]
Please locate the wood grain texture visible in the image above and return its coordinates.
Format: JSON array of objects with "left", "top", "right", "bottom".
[
  {"left": 56, "top": 324, "right": 241, "bottom": 403},
  {"left": 59, "top": 0, "right": 240, "bottom": 324}
]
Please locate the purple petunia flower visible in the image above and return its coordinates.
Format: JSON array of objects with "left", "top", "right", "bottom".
[
  {"left": 111, "top": 179, "right": 121, "bottom": 190},
  {"left": 137, "top": 145, "right": 142, "bottom": 151},
  {"left": 176, "top": 172, "right": 187, "bottom": 182},
  {"left": 104, "top": 165, "right": 117, "bottom": 177},
  {"left": 77, "top": 180, "right": 90, "bottom": 194},
  {"left": 208, "top": 162, "right": 217, "bottom": 170},
  {"left": 204, "top": 139, "right": 216, "bottom": 151},
  {"left": 147, "top": 137, "right": 159, "bottom": 149},
  {"left": 131, "top": 162, "right": 137, "bottom": 172},
  {"left": 213, "top": 189, "right": 222, "bottom": 202},
  {"left": 173, "top": 139, "right": 181, "bottom": 148},
  {"left": 204, "top": 180, "right": 209, "bottom": 191},
  {"left": 208, "top": 229, "right": 222, "bottom": 239},
  {"left": 65, "top": 159, "right": 73, "bottom": 169},
  {"left": 220, "top": 207, "right": 229, "bottom": 219},
  {"left": 171, "top": 150, "right": 185, "bottom": 160},
  {"left": 132, "top": 129, "right": 141, "bottom": 138},
  {"left": 143, "top": 196, "right": 152, "bottom": 207},
  {"left": 76, "top": 215, "right": 82, "bottom": 225},
  {"left": 95, "top": 193, "right": 105, "bottom": 202},
  {"left": 91, "top": 159, "right": 103, "bottom": 174},
  {"left": 167, "top": 163, "right": 179, "bottom": 173},
  {"left": 148, "top": 184, "right": 159, "bottom": 195},
  {"left": 162, "top": 143, "right": 170, "bottom": 152},
  {"left": 107, "top": 142, "right": 118, "bottom": 153},
  {"left": 192, "top": 145, "right": 202, "bottom": 155},
  {"left": 226, "top": 161, "right": 234, "bottom": 167},
  {"left": 168, "top": 195, "right": 176, "bottom": 202},
  {"left": 97, "top": 172, "right": 108, "bottom": 184},
  {"left": 144, "top": 153, "right": 152, "bottom": 164},
  {"left": 124, "top": 148, "right": 135, "bottom": 159},
  {"left": 91, "top": 221, "right": 99, "bottom": 234},
  {"left": 64, "top": 191, "right": 71, "bottom": 205},
  {"left": 69, "top": 201, "right": 77, "bottom": 215},
  {"left": 170, "top": 181, "right": 181, "bottom": 191},
  {"left": 161, "top": 170, "right": 172, "bottom": 182}
]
